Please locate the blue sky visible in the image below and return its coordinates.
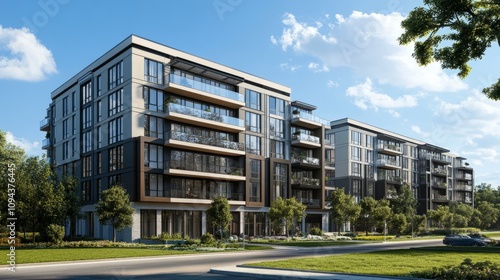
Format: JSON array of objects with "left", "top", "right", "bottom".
[{"left": 1, "top": 0, "right": 499, "bottom": 187}]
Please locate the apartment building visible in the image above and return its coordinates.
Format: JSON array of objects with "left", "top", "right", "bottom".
[
  {"left": 327, "top": 118, "right": 474, "bottom": 221},
  {"left": 40, "top": 35, "right": 332, "bottom": 241}
]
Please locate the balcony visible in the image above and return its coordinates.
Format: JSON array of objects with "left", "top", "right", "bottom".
[
  {"left": 324, "top": 138, "right": 334, "bottom": 149},
  {"left": 42, "top": 138, "right": 51, "bottom": 149},
  {"left": 378, "top": 175, "right": 401, "bottom": 183},
  {"left": 166, "top": 73, "right": 244, "bottom": 108},
  {"left": 456, "top": 184, "right": 473, "bottom": 192},
  {"left": 165, "top": 103, "right": 244, "bottom": 133},
  {"left": 325, "top": 160, "right": 335, "bottom": 169},
  {"left": 376, "top": 158, "right": 400, "bottom": 170},
  {"left": 431, "top": 193, "right": 448, "bottom": 202},
  {"left": 432, "top": 181, "right": 448, "bottom": 189},
  {"left": 165, "top": 131, "right": 245, "bottom": 156},
  {"left": 377, "top": 143, "right": 402, "bottom": 155},
  {"left": 291, "top": 156, "right": 321, "bottom": 169},
  {"left": 292, "top": 177, "right": 321, "bottom": 189},
  {"left": 296, "top": 198, "right": 320, "bottom": 207},
  {"left": 40, "top": 117, "right": 50, "bottom": 131},
  {"left": 164, "top": 160, "right": 245, "bottom": 181},
  {"left": 432, "top": 168, "right": 448, "bottom": 177},
  {"left": 457, "top": 173, "right": 473, "bottom": 180},
  {"left": 291, "top": 111, "right": 329, "bottom": 129},
  {"left": 161, "top": 190, "right": 244, "bottom": 201},
  {"left": 291, "top": 133, "right": 321, "bottom": 148}
]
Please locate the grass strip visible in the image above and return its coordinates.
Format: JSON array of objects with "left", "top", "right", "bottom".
[{"left": 248, "top": 246, "right": 500, "bottom": 277}]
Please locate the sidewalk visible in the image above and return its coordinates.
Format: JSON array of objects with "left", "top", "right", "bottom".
[{"left": 210, "top": 265, "right": 427, "bottom": 280}]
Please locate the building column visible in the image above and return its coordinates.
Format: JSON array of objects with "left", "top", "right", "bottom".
[
  {"left": 156, "top": 210, "right": 162, "bottom": 236},
  {"left": 239, "top": 211, "right": 245, "bottom": 236},
  {"left": 301, "top": 216, "right": 306, "bottom": 234},
  {"left": 322, "top": 212, "right": 329, "bottom": 232},
  {"left": 130, "top": 208, "right": 141, "bottom": 242}
]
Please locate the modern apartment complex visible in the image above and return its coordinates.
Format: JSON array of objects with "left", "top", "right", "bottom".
[
  {"left": 327, "top": 118, "right": 474, "bottom": 219},
  {"left": 40, "top": 35, "right": 332, "bottom": 241}
]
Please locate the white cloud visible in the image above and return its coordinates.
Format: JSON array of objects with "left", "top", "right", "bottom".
[
  {"left": 308, "top": 62, "right": 329, "bottom": 72},
  {"left": 411, "top": 125, "right": 430, "bottom": 137},
  {"left": 0, "top": 26, "right": 57, "bottom": 81},
  {"left": 280, "top": 62, "right": 301, "bottom": 71},
  {"left": 345, "top": 79, "right": 419, "bottom": 112},
  {"left": 271, "top": 12, "right": 467, "bottom": 92},
  {"left": 327, "top": 80, "right": 339, "bottom": 88},
  {"left": 5, "top": 131, "right": 41, "bottom": 155}
]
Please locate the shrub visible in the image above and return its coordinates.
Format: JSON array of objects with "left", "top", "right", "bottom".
[
  {"left": 156, "top": 232, "right": 183, "bottom": 240},
  {"left": 309, "top": 227, "right": 323, "bottom": 236},
  {"left": 46, "top": 224, "right": 65, "bottom": 244},
  {"left": 410, "top": 258, "right": 500, "bottom": 280},
  {"left": 353, "top": 235, "right": 396, "bottom": 241},
  {"left": 200, "top": 233, "right": 215, "bottom": 245}
]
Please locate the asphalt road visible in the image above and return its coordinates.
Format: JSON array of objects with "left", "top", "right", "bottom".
[{"left": 0, "top": 239, "right": 443, "bottom": 280}]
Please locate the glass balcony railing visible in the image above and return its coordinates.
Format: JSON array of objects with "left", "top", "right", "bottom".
[
  {"left": 292, "top": 177, "right": 320, "bottom": 186},
  {"left": 40, "top": 117, "right": 50, "bottom": 128},
  {"left": 432, "top": 194, "right": 448, "bottom": 201},
  {"left": 166, "top": 131, "right": 244, "bottom": 151},
  {"left": 457, "top": 173, "right": 472, "bottom": 180},
  {"left": 325, "top": 160, "right": 335, "bottom": 168},
  {"left": 165, "top": 160, "right": 244, "bottom": 176},
  {"left": 169, "top": 73, "right": 244, "bottom": 102},
  {"left": 292, "top": 133, "right": 320, "bottom": 144},
  {"left": 296, "top": 198, "right": 320, "bottom": 206},
  {"left": 292, "top": 156, "right": 320, "bottom": 165},
  {"left": 456, "top": 185, "right": 473, "bottom": 191},
  {"left": 377, "top": 159, "right": 400, "bottom": 166},
  {"left": 292, "top": 111, "right": 330, "bottom": 126},
  {"left": 42, "top": 138, "right": 51, "bottom": 147},
  {"left": 432, "top": 181, "right": 447, "bottom": 188},
  {"left": 324, "top": 139, "right": 333, "bottom": 146},
  {"left": 432, "top": 168, "right": 448, "bottom": 175},
  {"left": 147, "top": 189, "right": 244, "bottom": 201},
  {"left": 166, "top": 103, "right": 244, "bottom": 127},
  {"left": 377, "top": 143, "right": 402, "bottom": 153}
]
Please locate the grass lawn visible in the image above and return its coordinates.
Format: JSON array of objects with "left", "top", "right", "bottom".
[
  {"left": 2, "top": 245, "right": 272, "bottom": 264},
  {"left": 256, "top": 241, "right": 372, "bottom": 247},
  {"left": 248, "top": 246, "right": 500, "bottom": 277}
]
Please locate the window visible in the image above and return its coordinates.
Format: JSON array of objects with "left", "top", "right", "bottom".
[
  {"left": 365, "top": 135, "right": 373, "bottom": 148},
  {"left": 72, "top": 138, "right": 76, "bottom": 157},
  {"left": 72, "top": 91, "right": 76, "bottom": 111},
  {"left": 82, "top": 131, "right": 92, "bottom": 153},
  {"left": 144, "top": 143, "right": 164, "bottom": 168},
  {"left": 249, "top": 159, "right": 261, "bottom": 202},
  {"left": 62, "top": 141, "right": 69, "bottom": 160},
  {"left": 245, "top": 135, "right": 261, "bottom": 155},
  {"left": 72, "top": 115, "right": 76, "bottom": 135},
  {"left": 144, "top": 115, "right": 164, "bottom": 138},
  {"left": 109, "top": 174, "right": 123, "bottom": 187},
  {"left": 97, "top": 152, "right": 102, "bottom": 174},
  {"left": 82, "top": 106, "right": 92, "bottom": 129},
  {"left": 269, "top": 96, "right": 285, "bottom": 117},
  {"left": 108, "top": 61, "right": 123, "bottom": 90},
  {"left": 97, "top": 75, "right": 102, "bottom": 96},
  {"left": 109, "top": 117, "right": 123, "bottom": 144},
  {"left": 97, "top": 100, "right": 102, "bottom": 122},
  {"left": 269, "top": 118, "right": 284, "bottom": 139},
  {"left": 245, "top": 112, "right": 261, "bottom": 132},
  {"left": 62, "top": 119, "right": 69, "bottom": 139},
  {"left": 351, "top": 131, "right": 361, "bottom": 145},
  {"left": 82, "top": 81, "right": 92, "bottom": 105},
  {"left": 367, "top": 165, "right": 374, "bottom": 179},
  {"left": 97, "top": 179, "right": 102, "bottom": 200},
  {"left": 109, "top": 89, "right": 123, "bottom": 116},
  {"left": 270, "top": 139, "right": 285, "bottom": 159},
  {"left": 143, "top": 87, "right": 164, "bottom": 112},
  {"left": 351, "top": 146, "right": 361, "bottom": 161},
  {"left": 351, "top": 162, "right": 361, "bottom": 176},
  {"left": 272, "top": 162, "right": 288, "bottom": 200},
  {"left": 81, "top": 181, "right": 91, "bottom": 202},
  {"left": 109, "top": 145, "right": 124, "bottom": 171},
  {"left": 62, "top": 96, "right": 69, "bottom": 117},
  {"left": 141, "top": 209, "right": 157, "bottom": 239},
  {"left": 82, "top": 156, "right": 92, "bottom": 177},
  {"left": 365, "top": 149, "right": 373, "bottom": 163},
  {"left": 97, "top": 126, "right": 102, "bottom": 148},
  {"left": 245, "top": 89, "right": 261, "bottom": 110},
  {"left": 144, "top": 59, "right": 164, "bottom": 84},
  {"left": 145, "top": 174, "right": 164, "bottom": 197}
]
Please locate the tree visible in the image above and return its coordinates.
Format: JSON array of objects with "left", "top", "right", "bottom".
[
  {"left": 268, "top": 197, "right": 306, "bottom": 237},
  {"left": 57, "top": 176, "right": 81, "bottom": 239},
  {"left": 96, "top": 185, "right": 134, "bottom": 242},
  {"left": 206, "top": 196, "right": 232, "bottom": 239},
  {"left": 374, "top": 199, "right": 391, "bottom": 236},
  {"left": 389, "top": 183, "right": 417, "bottom": 218},
  {"left": 359, "top": 197, "right": 378, "bottom": 235},
  {"left": 428, "top": 205, "right": 451, "bottom": 228},
  {"left": 399, "top": 0, "right": 500, "bottom": 100},
  {"left": 327, "top": 189, "right": 359, "bottom": 234},
  {"left": 475, "top": 201, "right": 500, "bottom": 229},
  {"left": 391, "top": 213, "right": 408, "bottom": 235}
]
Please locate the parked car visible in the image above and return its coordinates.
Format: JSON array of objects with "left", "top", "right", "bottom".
[
  {"left": 469, "top": 233, "right": 495, "bottom": 244},
  {"left": 443, "top": 235, "right": 487, "bottom": 246}
]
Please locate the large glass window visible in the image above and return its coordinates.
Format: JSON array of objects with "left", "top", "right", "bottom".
[
  {"left": 249, "top": 159, "right": 261, "bottom": 202},
  {"left": 269, "top": 96, "right": 285, "bottom": 117},
  {"left": 82, "top": 106, "right": 92, "bottom": 129},
  {"left": 97, "top": 100, "right": 102, "bottom": 122},
  {"left": 62, "top": 141, "right": 69, "bottom": 160},
  {"left": 144, "top": 115, "right": 164, "bottom": 138},
  {"left": 109, "top": 145, "right": 123, "bottom": 171},
  {"left": 351, "top": 162, "right": 361, "bottom": 176},
  {"left": 144, "top": 143, "right": 164, "bottom": 168},
  {"left": 270, "top": 139, "right": 285, "bottom": 159},
  {"left": 81, "top": 81, "right": 92, "bottom": 105},
  {"left": 365, "top": 135, "right": 373, "bottom": 148},
  {"left": 97, "top": 75, "right": 102, "bottom": 96},
  {"left": 81, "top": 181, "right": 91, "bottom": 202},
  {"left": 82, "top": 131, "right": 92, "bottom": 153},
  {"left": 109, "top": 117, "right": 123, "bottom": 144},
  {"left": 144, "top": 59, "right": 164, "bottom": 84},
  {"left": 245, "top": 112, "right": 261, "bottom": 133},
  {"left": 62, "top": 119, "right": 69, "bottom": 139},
  {"left": 82, "top": 156, "right": 91, "bottom": 177},
  {"left": 145, "top": 174, "right": 164, "bottom": 197},
  {"left": 143, "top": 87, "right": 164, "bottom": 112},
  {"left": 108, "top": 61, "right": 123, "bottom": 90},
  {"left": 269, "top": 117, "right": 284, "bottom": 139},
  {"left": 141, "top": 209, "right": 157, "bottom": 239},
  {"left": 351, "top": 146, "right": 361, "bottom": 161},
  {"left": 351, "top": 131, "right": 361, "bottom": 145},
  {"left": 245, "top": 135, "right": 261, "bottom": 155},
  {"left": 62, "top": 96, "right": 69, "bottom": 117},
  {"left": 272, "top": 162, "right": 288, "bottom": 201},
  {"left": 366, "top": 149, "right": 373, "bottom": 163},
  {"left": 109, "top": 89, "right": 123, "bottom": 116},
  {"left": 245, "top": 89, "right": 261, "bottom": 110}
]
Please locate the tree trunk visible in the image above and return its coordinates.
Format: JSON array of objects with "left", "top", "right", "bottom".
[{"left": 113, "top": 227, "right": 117, "bottom": 242}]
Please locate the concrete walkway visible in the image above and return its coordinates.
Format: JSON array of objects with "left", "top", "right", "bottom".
[{"left": 210, "top": 265, "right": 426, "bottom": 280}]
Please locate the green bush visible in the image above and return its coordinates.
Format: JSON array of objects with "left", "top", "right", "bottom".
[
  {"left": 353, "top": 235, "right": 396, "bottom": 241},
  {"left": 200, "top": 233, "right": 215, "bottom": 245},
  {"left": 46, "top": 224, "right": 65, "bottom": 244},
  {"left": 410, "top": 258, "right": 500, "bottom": 280},
  {"left": 427, "top": 227, "right": 480, "bottom": 235},
  {"left": 309, "top": 227, "right": 323, "bottom": 236},
  {"left": 155, "top": 232, "right": 183, "bottom": 240}
]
